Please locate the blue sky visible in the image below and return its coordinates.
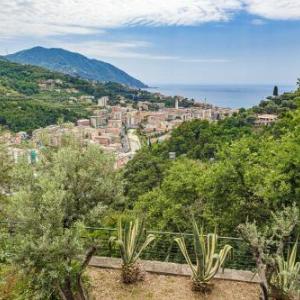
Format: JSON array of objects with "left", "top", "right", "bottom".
[{"left": 1, "top": 0, "right": 300, "bottom": 85}]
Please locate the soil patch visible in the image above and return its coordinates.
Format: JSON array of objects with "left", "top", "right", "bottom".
[{"left": 88, "top": 267, "right": 260, "bottom": 300}]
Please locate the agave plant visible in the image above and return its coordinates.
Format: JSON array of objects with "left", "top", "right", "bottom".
[
  {"left": 109, "top": 218, "right": 155, "bottom": 283},
  {"left": 271, "top": 241, "right": 300, "bottom": 300},
  {"left": 175, "top": 219, "right": 232, "bottom": 293}
]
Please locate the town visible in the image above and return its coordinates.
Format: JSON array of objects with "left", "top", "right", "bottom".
[
  {"left": 1, "top": 2, "right": 299, "bottom": 299},
  {"left": 1, "top": 93, "right": 242, "bottom": 167}
]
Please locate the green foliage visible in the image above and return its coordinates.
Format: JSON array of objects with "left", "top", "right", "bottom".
[
  {"left": 272, "top": 241, "right": 300, "bottom": 299},
  {"left": 0, "top": 98, "right": 89, "bottom": 133},
  {"left": 0, "top": 143, "right": 13, "bottom": 191},
  {"left": 175, "top": 219, "right": 232, "bottom": 292},
  {"left": 0, "top": 266, "right": 29, "bottom": 300},
  {"left": 110, "top": 218, "right": 155, "bottom": 266},
  {"left": 160, "top": 116, "right": 252, "bottom": 160},
  {"left": 198, "top": 133, "right": 300, "bottom": 232},
  {"left": 0, "top": 60, "right": 94, "bottom": 132},
  {"left": 124, "top": 113, "right": 255, "bottom": 209},
  {"left": 253, "top": 89, "right": 300, "bottom": 115},
  {"left": 109, "top": 218, "right": 155, "bottom": 283},
  {"left": 134, "top": 158, "right": 204, "bottom": 231},
  {"left": 127, "top": 103, "right": 300, "bottom": 235},
  {"left": 238, "top": 204, "right": 299, "bottom": 299},
  {"left": 5, "top": 142, "right": 122, "bottom": 299},
  {"left": 123, "top": 147, "right": 167, "bottom": 205},
  {"left": 0, "top": 59, "right": 180, "bottom": 133},
  {"left": 0, "top": 143, "right": 13, "bottom": 219}
]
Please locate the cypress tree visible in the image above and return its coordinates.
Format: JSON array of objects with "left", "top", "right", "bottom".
[{"left": 273, "top": 85, "right": 279, "bottom": 97}]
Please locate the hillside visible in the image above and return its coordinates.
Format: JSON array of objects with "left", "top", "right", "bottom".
[
  {"left": 6, "top": 47, "right": 147, "bottom": 88},
  {"left": 123, "top": 81, "right": 300, "bottom": 234},
  {"left": 0, "top": 59, "right": 149, "bottom": 132},
  {"left": 0, "top": 59, "right": 186, "bottom": 132},
  {"left": 0, "top": 58, "right": 140, "bottom": 97}
]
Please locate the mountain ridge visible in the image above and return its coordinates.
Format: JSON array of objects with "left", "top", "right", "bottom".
[{"left": 6, "top": 46, "right": 147, "bottom": 88}]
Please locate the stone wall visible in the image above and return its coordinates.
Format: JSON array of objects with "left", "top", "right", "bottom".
[{"left": 89, "top": 256, "right": 260, "bottom": 283}]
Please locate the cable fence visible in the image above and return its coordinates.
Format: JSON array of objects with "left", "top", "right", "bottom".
[
  {"left": 84, "top": 227, "right": 256, "bottom": 271},
  {"left": 0, "top": 222, "right": 256, "bottom": 270}
]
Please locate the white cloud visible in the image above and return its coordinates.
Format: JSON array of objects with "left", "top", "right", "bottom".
[
  {"left": 46, "top": 40, "right": 174, "bottom": 60},
  {"left": 0, "top": 0, "right": 299, "bottom": 38},
  {"left": 0, "top": 0, "right": 242, "bottom": 37},
  {"left": 48, "top": 40, "right": 229, "bottom": 63},
  {"left": 251, "top": 19, "right": 266, "bottom": 25},
  {"left": 244, "top": 0, "right": 300, "bottom": 20}
]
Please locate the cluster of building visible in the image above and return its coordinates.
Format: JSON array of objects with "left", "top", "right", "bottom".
[
  {"left": 0, "top": 131, "right": 38, "bottom": 163},
  {"left": 1, "top": 94, "right": 279, "bottom": 168},
  {"left": 89, "top": 97, "right": 238, "bottom": 134},
  {"left": 138, "top": 107, "right": 237, "bottom": 135},
  {"left": 28, "top": 96, "right": 238, "bottom": 167}
]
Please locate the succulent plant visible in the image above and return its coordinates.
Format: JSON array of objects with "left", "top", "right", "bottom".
[
  {"left": 109, "top": 218, "right": 155, "bottom": 283},
  {"left": 175, "top": 219, "right": 232, "bottom": 293}
]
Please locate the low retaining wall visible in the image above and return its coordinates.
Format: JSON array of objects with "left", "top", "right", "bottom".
[{"left": 89, "top": 256, "right": 260, "bottom": 283}]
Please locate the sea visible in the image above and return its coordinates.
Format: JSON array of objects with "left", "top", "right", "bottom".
[{"left": 146, "top": 84, "right": 296, "bottom": 109}]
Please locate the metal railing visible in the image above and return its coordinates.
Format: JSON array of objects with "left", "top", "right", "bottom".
[
  {"left": 0, "top": 222, "right": 256, "bottom": 270},
  {"left": 83, "top": 226, "right": 256, "bottom": 270}
]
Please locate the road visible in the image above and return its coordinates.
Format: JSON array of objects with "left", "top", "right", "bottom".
[{"left": 127, "top": 129, "right": 141, "bottom": 155}]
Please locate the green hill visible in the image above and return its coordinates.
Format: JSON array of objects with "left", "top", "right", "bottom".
[
  {"left": 0, "top": 59, "right": 148, "bottom": 132},
  {"left": 0, "top": 59, "right": 195, "bottom": 133},
  {"left": 6, "top": 46, "right": 147, "bottom": 88}
]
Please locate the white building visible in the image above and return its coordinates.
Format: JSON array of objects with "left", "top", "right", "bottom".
[
  {"left": 98, "top": 96, "right": 109, "bottom": 107},
  {"left": 255, "top": 114, "right": 278, "bottom": 126}
]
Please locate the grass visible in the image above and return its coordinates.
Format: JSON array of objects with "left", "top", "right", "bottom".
[{"left": 88, "top": 267, "right": 260, "bottom": 300}]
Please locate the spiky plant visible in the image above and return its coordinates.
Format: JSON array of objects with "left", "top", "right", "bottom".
[
  {"left": 175, "top": 219, "right": 232, "bottom": 293},
  {"left": 271, "top": 241, "right": 300, "bottom": 300},
  {"left": 109, "top": 218, "right": 155, "bottom": 284}
]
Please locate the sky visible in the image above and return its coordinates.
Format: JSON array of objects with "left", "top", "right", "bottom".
[{"left": 0, "top": 0, "right": 300, "bottom": 85}]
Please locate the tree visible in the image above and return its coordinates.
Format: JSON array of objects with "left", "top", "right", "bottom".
[
  {"left": 6, "top": 142, "right": 122, "bottom": 299},
  {"left": 134, "top": 158, "right": 205, "bottom": 232},
  {"left": 123, "top": 148, "right": 166, "bottom": 207},
  {"left": 197, "top": 131, "right": 300, "bottom": 234},
  {"left": 0, "top": 143, "right": 14, "bottom": 266},
  {"left": 273, "top": 86, "right": 279, "bottom": 97},
  {"left": 0, "top": 143, "right": 13, "bottom": 217},
  {"left": 194, "top": 136, "right": 272, "bottom": 233},
  {"left": 238, "top": 204, "right": 299, "bottom": 300}
]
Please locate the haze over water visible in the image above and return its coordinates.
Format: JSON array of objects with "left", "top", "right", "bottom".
[{"left": 147, "top": 84, "right": 296, "bottom": 109}]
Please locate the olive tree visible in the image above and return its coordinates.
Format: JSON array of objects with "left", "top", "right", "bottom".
[
  {"left": 0, "top": 143, "right": 13, "bottom": 211},
  {"left": 0, "top": 142, "right": 14, "bottom": 265},
  {"left": 238, "top": 204, "right": 299, "bottom": 300},
  {"left": 6, "top": 142, "right": 122, "bottom": 299}
]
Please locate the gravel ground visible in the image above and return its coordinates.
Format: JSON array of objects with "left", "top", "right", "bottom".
[{"left": 88, "top": 267, "right": 260, "bottom": 300}]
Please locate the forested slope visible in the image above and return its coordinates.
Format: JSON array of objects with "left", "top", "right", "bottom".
[
  {"left": 123, "top": 81, "right": 300, "bottom": 235},
  {"left": 0, "top": 60, "right": 154, "bottom": 132}
]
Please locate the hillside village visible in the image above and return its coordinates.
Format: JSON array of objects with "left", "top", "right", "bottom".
[
  {"left": 1, "top": 93, "right": 240, "bottom": 167},
  {"left": 0, "top": 67, "right": 282, "bottom": 170}
]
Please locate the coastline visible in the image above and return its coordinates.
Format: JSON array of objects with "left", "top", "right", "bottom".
[{"left": 145, "top": 84, "right": 296, "bottom": 109}]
